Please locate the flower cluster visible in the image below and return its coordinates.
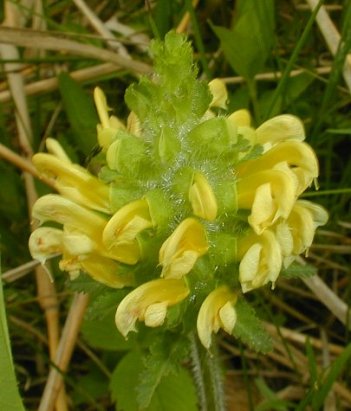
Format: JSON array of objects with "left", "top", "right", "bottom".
[{"left": 29, "top": 33, "right": 327, "bottom": 349}]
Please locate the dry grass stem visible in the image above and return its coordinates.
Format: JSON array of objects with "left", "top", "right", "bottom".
[
  {"left": 72, "top": 0, "right": 129, "bottom": 56},
  {"left": 305, "top": 0, "right": 351, "bottom": 92},
  {"left": 302, "top": 275, "right": 350, "bottom": 328},
  {"left": 0, "top": 62, "right": 122, "bottom": 103},
  {"left": 0, "top": 27, "right": 152, "bottom": 74},
  {"left": 38, "top": 293, "right": 90, "bottom": 411}
]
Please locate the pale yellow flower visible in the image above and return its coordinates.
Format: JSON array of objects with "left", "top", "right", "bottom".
[
  {"left": 115, "top": 278, "right": 189, "bottom": 337},
  {"left": 32, "top": 194, "right": 107, "bottom": 239},
  {"left": 33, "top": 139, "right": 110, "bottom": 213},
  {"left": 285, "top": 200, "right": 328, "bottom": 257},
  {"left": 236, "top": 141, "right": 319, "bottom": 195},
  {"left": 237, "top": 230, "right": 282, "bottom": 293},
  {"left": 197, "top": 286, "right": 237, "bottom": 349},
  {"left": 102, "top": 199, "right": 153, "bottom": 264},
  {"left": 159, "top": 218, "right": 208, "bottom": 279},
  {"left": 189, "top": 172, "right": 218, "bottom": 221},
  {"left": 29, "top": 226, "right": 134, "bottom": 287},
  {"left": 236, "top": 168, "right": 297, "bottom": 234}
]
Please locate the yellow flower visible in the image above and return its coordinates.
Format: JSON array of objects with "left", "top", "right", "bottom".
[
  {"left": 236, "top": 141, "right": 319, "bottom": 195},
  {"left": 236, "top": 168, "right": 297, "bottom": 234},
  {"left": 115, "top": 278, "right": 189, "bottom": 337},
  {"left": 94, "top": 87, "right": 126, "bottom": 149},
  {"left": 102, "top": 199, "right": 153, "bottom": 264},
  {"left": 32, "top": 194, "right": 107, "bottom": 239},
  {"left": 237, "top": 230, "right": 282, "bottom": 293},
  {"left": 33, "top": 139, "right": 110, "bottom": 213},
  {"left": 197, "top": 286, "right": 237, "bottom": 349},
  {"left": 159, "top": 218, "right": 208, "bottom": 279},
  {"left": 283, "top": 200, "right": 328, "bottom": 258},
  {"left": 29, "top": 227, "right": 134, "bottom": 288},
  {"left": 189, "top": 172, "right": 218, "bottom": 221}
]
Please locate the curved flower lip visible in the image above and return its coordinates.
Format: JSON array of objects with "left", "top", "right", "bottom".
[
  {"left": 285, "top": 200, "right": 328, "bottom": 256},
  {"left": 236, "top": 168, "right": 297, "bottom": 234},
  {"left": 189, "top": 172, "right": 218, "bottom": 221},
  {"left": 159, "top": 218, "right": 208, "bottom": 279},
  {"left": 33, "top": 152, "right": 111, "bottom": 213},
  {"left": 208, "top": 79, "right": 228, "bottom": 109},
  {"left": 236, "top": 141, "right": 319, "bottom": 195},
  {"left": 237, "top": 230, "right": 282, "bottom": 293},
  {"left": 256, "top": 114, "right": 305, "bottom": 145},
  {"left": 197, "top": 286, "right": 237, "bottom": 349},
  {"left": 29, "top": 227, "right": 63, "bottom": 263},
  {"left": 32, "top": 194, "right": 107, "bottom": 239},
  {"left": 102, "top": 198, "right": 153, "bottom": 265},
  {"left": 115, "top": 278, "right": 189, "bottom": 337}
]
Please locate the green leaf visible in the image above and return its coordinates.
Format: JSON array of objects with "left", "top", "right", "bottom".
[
  {"left": 280, "top": 262, "right": 317, "bottom": 279},
  {"left": 82, "top": 307, "right": 134, "bottom": 351},
  {"left": 232, "top": 298, "right": 272, "bottom": 353},
  {"left": 110, "top": 351, "right": 143, "bottom": 411},
  {"left": 0, "top": 264, "right": 26, "bottom": 411},
  {"left": 137, "top": 332, "right": 189, "bottom": 408},
  {"left": 58, "top": 72, "right": 98, "bottom": 156},
  {"left": 110, "top": 350, "right": 197, "bottom": 411},
  {"left": 148, "top": 367, "right": 198, "bottom": 411},
  {"left": 211, "top": 0, "right": 275, "bottom": 80}
]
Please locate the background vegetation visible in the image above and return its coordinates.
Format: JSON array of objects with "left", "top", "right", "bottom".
[{"left": 0, "top": 0, "right": 350, "bottom": 410}]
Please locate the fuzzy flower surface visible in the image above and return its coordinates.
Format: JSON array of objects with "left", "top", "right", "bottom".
[{"left": 29, "top": 32, "right": 327, "bottom": 349}]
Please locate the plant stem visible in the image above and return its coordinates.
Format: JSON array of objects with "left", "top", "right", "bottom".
[{"left": 189, "top": 333, "right": 226, "bottom": 411}]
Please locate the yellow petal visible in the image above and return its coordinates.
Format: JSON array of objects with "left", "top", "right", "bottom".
[
  {"left": 80, "top": 255, "right": 134, "bottom": 288},
  {"left": 45, "top": 138, "right": 71, "bottom": 163},
  {"left": 159, "top": 218, "right": 208, "bottom": 279},
  {"left": 94, "top": 87, "right": 111, "bottom": 129},
  {"left": 238, "top": 230, "right": 282, "bottom": 293},
  {"left": 236, "top": 141, "right": 319, "bottom": 195},
  {"left": 189, "top": 172, "right": 218, "bottom": 221},
  {"left": 62, "top": 230, "right": 96, "bottom": 256},
  {"left": 33, "top": 153, "right": 111, "bottom": 213},
  {"left": 236, "top": 169, "right": 297, "bottom": 234},
  {"left": 197, "top": 286, "right": 237, "bottom": 349},
  {"left": 227, "top": 109, "right": 251, "bottom": 127},
  {"left": 115, "top": 279, "right": 189, "bottom": 337},
  {"left": 29, "top": 227, "right": 63, "bottom": 263},
  {"left": 287, "top": 200, "right": 328, "bottom": 255},
  {"left": 102, "top": 199, "right": 152, "bottom": 264},
  {"left": 256, "top": 115, "right": 305, "bottom": 145},
  {"left": 32, "top": 194, "right": 106, "bottom": 240},
  {"left": 208, "top": 79, "right": 228, "bottom": 109},
  {"left": 103, "top": 199, "right": 152, "bottom": 246}
]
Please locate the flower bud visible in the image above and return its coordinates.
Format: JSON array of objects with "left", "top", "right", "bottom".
[{"left": 189, "top": 172, "right": 218, "bottom": 221}]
